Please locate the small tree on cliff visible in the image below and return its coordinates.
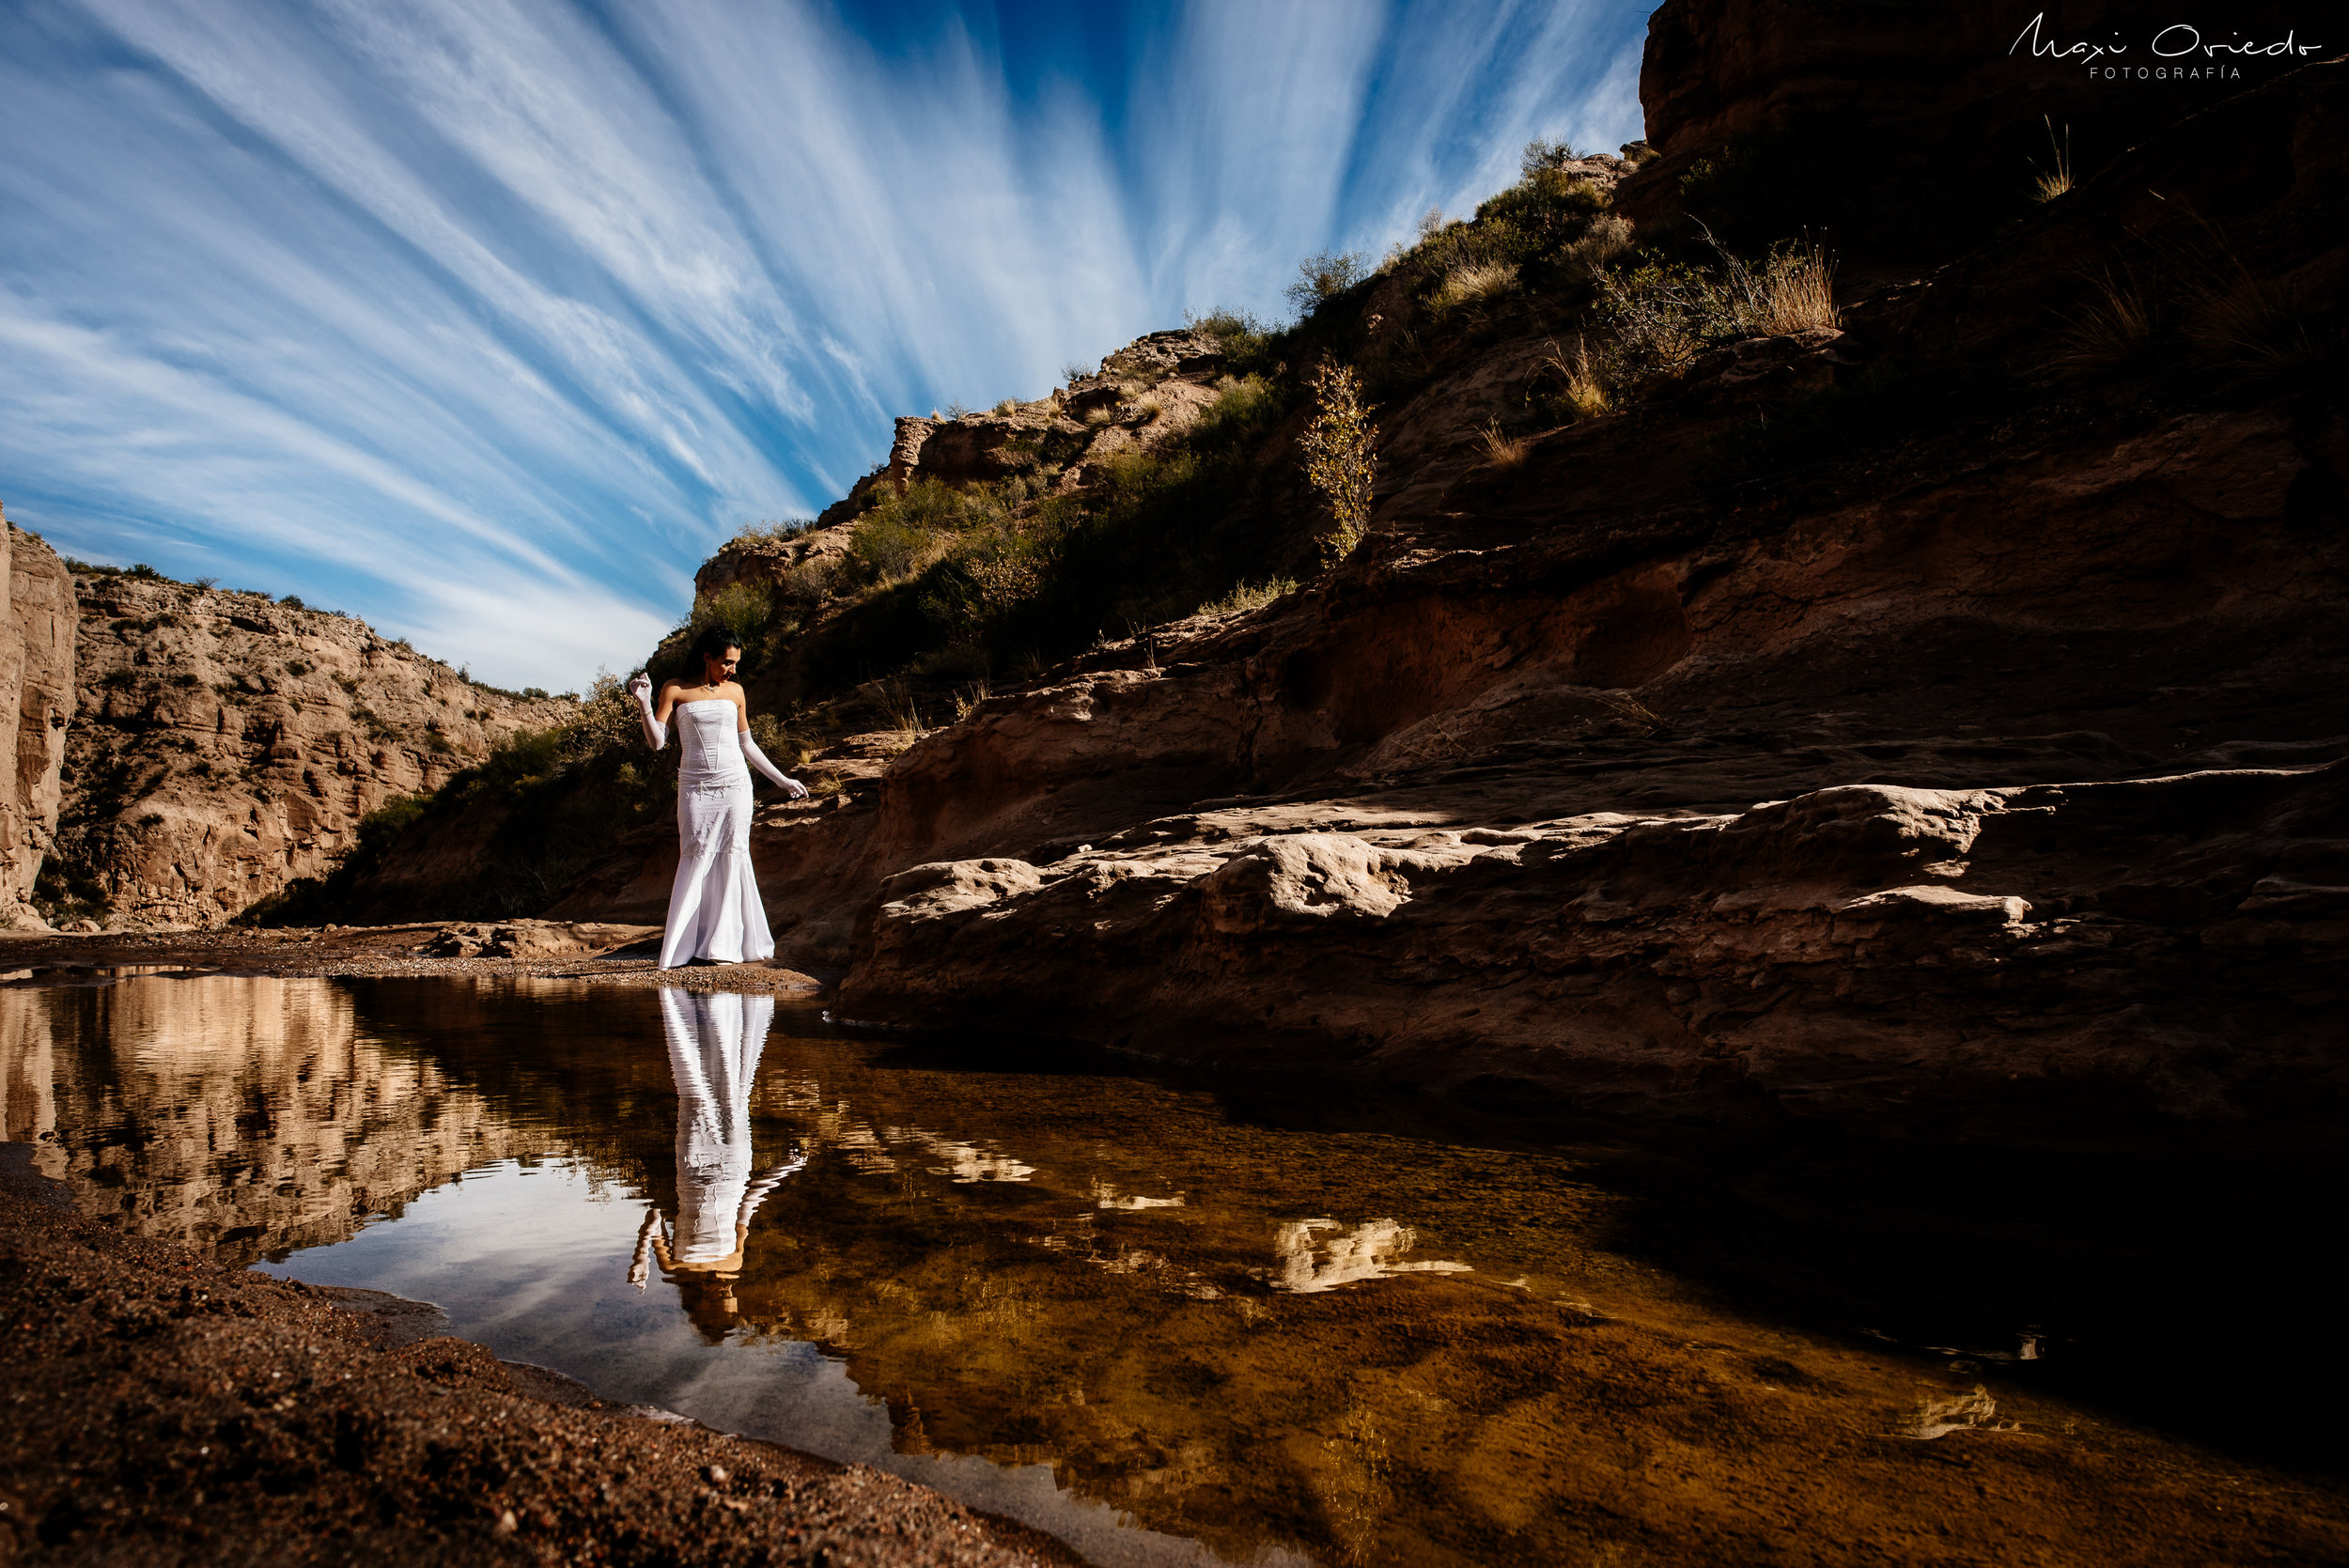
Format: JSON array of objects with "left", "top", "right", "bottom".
[{"left": 1300, "top": 358, "right": 1377, "bottom": 568}]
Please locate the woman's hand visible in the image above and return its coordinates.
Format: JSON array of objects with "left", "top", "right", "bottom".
[
  {"left": 627, "top": 672, "right": 653, "bottom": 706},
  {"left": 781, "top": 776, "right": 810, "bottom": 800}
]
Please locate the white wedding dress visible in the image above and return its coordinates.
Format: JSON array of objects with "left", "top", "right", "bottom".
[{"left": 628, "top": 683, "right": 805, "bottom": 970}]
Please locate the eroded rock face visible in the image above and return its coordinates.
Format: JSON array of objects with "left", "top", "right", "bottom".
[
  {"left": 0, "top": 517, "right": 74, "bottom": 928},
  {"left": 56, "top": 575, "right": 574, "bottom": 927},
  {"left": 842, "top": 763, "right": 2349, "bottom": 1133}
]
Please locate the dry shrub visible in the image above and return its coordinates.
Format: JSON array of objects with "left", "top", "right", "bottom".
[
  {"left": 1197, "top": 576, "right": 1298, "bottom": 616},
  {"left": 1131, "top": 395, "right": 1163, "bottom": 425},
  {"left": 1477, "top": 422, "right": 1531, "bottom": 470},
  {"left": 1559, "top": 215, "right": 1633, "bottom": 286},
  {"left": 1299, "top": 360, "right": 1378, "bottom": 567}
]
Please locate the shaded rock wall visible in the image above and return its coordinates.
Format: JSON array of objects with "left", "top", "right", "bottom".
[
  {"left": 1613, "top": 0, "right": 2325, "bottom": 239},
  {"left": 57, "top": 575, "right": 574, "bottom": 927},
  {"left": 0, "top": 514, "right": 74, "bottom": 927}
]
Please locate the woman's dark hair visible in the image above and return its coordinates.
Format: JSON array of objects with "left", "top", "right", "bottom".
[{"left": 690, "top": 625, "right": 743, "bottom": 668}]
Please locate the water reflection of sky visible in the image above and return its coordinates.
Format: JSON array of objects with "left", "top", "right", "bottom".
[{"left": 257, "top": 1160, "right": 1257, "bottom": 1568}]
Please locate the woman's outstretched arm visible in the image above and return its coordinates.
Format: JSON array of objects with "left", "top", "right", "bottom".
[
  {"left": 736, "top": 714, "right": 809, "bottom": 798},
  {"left": 626, "top": 672, "right": 668, "bottom": 750}
]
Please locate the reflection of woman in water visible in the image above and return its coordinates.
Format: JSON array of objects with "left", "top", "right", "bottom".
[{"left": 630, "top": 989, "right": 802, "bottom": 1330}]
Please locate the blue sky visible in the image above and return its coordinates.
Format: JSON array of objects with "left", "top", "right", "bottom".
[{"left": 0, "top": 0, "right": 1652, "bottom": 690}]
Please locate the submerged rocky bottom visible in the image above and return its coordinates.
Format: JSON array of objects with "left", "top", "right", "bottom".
[{"left": 4, "top": 969, "right": 2346, "bottom": 1565}]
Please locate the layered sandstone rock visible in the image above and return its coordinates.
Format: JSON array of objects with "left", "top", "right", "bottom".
[
  {"left": 55, "top": 573, "right": 573, "bottom": 927},
  {"left": 0, "top": 513, "right": 74, "bottom": 927}
]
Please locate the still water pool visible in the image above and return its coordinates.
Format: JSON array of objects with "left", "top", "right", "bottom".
[{"left": 5, "top": 970, "right": 2347, "bottom": 1566}]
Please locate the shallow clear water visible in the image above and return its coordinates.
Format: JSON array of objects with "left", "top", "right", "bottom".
[{"left": 6, "top": 970, "right": 2347, "bottom": 1566}]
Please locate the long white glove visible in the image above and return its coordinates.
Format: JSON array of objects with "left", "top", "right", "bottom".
[
  {"left": 738, "top": 726, "right": 809, "bottom": 797},
  {"left": 627, "top": 673, "right": 666, "bottom": 750}
]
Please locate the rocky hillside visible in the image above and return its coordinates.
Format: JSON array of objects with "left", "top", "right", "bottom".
[
  {"left": 320, "top": 2, "right": 2348, "bottom": 1141},
  {"left": 0, "top": 511, "right": 74, "bottom": 929},
  {"left": 50, "top": 567, "right": 573, "bottom": 928}
]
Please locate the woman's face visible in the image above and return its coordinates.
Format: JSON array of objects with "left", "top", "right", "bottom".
[{"left": 702, "top": 645, "right": 741, "bottom": 685}]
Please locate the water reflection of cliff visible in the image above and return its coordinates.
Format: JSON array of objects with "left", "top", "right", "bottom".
[{"left": 0, "top": 975, "right": 557, "bottom": 1264}]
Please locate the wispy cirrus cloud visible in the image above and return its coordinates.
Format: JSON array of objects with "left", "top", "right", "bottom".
[{"left": 0, "top": 0, "right": 1651, "bottom": 689}]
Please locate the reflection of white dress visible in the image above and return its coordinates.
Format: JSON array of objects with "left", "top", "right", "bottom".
[
  {"left": 661, "top": 700, "right": 773, "bottom": 970},
  {"left": 661, "top": 988, "right": 801, "bottom": 1265}
]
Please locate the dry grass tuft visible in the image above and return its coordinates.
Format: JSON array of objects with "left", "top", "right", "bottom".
[
  {"left": 1131, "top": 396, "right": 1163, "bottom": 425},
  {"left": 2189, "top": 271, "right": 2335, "bottom": 386},
  {"left": 2049, "top": 269, "right": 2162, "bottom": 378},
  {"left": 1477, "top": 422, "right": 1531, "bottom": 470},
  {"left": 1431, "top": 259, "right": 1518, "bottom": 312},
  {"left": 2032, "top": 117, "right": 2074, "bottom": 202},
  {"left": 951, "top": 678, "right": 992, "bottom": 722},
  {"left": 992, "top": 396, "right": 1019, "bottom": 416},
  {"left": 1752, "top": 242, "right": 1841, "bottom": 334},
  {"left": 1534, "top": 338, "right": 1611, "bottom": 419}
]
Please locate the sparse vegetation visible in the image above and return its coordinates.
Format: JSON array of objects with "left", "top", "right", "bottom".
[
  {"left": 1588, "top": 237, "right": 1840, "bottom": 395},
  {"left": 1300, "top": 360, "right": 1378, "bottom": 567},
  {"left": 730, "top": 519, "right": 816, "bottom": 545},
  {"left": 1286, "top": 250, "right": 1372, "bottom": 319},
  {"left": 2187, "top": 267, "right": 2341, "bottom": 389},
  {"left": 1198, "top": 577, "right": 1298, "bottom": 616}
]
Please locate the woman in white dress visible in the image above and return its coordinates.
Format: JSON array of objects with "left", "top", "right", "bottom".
[{"left": 627, "top": 627, "right": 807, "bottom": 970}]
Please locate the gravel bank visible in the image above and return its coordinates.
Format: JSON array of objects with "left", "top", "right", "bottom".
[{"left": 0, "top": 1148, "right": 1080, "bottom": 1565}]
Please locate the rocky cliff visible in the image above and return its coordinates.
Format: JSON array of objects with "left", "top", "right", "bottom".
[
  {"left": 378, "top": 10, "right": 2349, "bottom": 1141},
  {"left": 53, "top": 570, "right": 573, "bottom": 928},
  {"left": 0, "top": 511, "right": 74, "bottom": 928},
  {"left": 807, "top": 55, "right": 2349, "bottom": 1138}
]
